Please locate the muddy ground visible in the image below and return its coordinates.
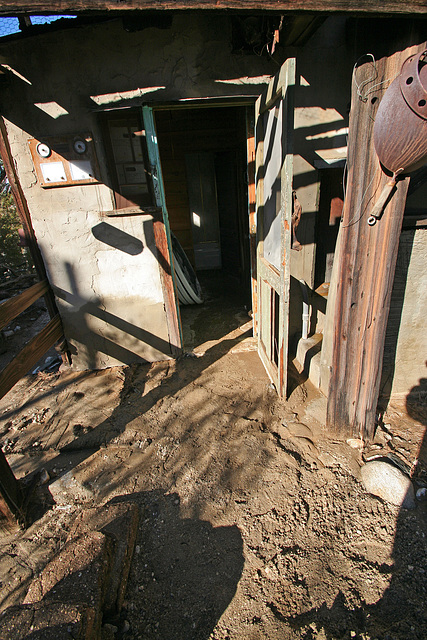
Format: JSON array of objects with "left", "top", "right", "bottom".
[{"left": 0, "top": 284, "right": 426, "bottom": 640}]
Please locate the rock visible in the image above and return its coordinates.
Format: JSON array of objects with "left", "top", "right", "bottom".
[
  {"left": 102, "top": 623, "right": 118, "bottom": 639},
  {"left": 360, "top": 460, "right": 416, "bottom": 509},
  {"left": 275, "top": 421, "right": 313, "bottom": 441},
  {"left": 287, "top": 422, "right": 313, "bottom": 439},
  {"left": 416, "top": 487, "right": 427, "bottom": 501},
  {"left": 346, "top": 438, "right": 364, "bottom": 450},
  {"left": 49, "top": 470, "right": 95, "bottom": 505}
]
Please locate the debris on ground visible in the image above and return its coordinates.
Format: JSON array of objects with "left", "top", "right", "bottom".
[{"left": 0, "top": 311, "right": 425, "bottom": 639}]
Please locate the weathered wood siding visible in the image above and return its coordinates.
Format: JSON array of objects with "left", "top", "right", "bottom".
[{"left": 326, "top": 40, "right": 427, "bottom": 438}]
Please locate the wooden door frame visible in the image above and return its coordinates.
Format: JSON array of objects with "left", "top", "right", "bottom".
[
  {"left": 246, "top": 107, "right": 258, "bottom": 335},
  {"left": 142, "top": 106, "right": 183, "bottom": 356},
  {"left": 150, "top": 101, "right": 256, "bottom": 344},
  {"left": 255, "top": 59, "right": 295, "bottom": 397}
]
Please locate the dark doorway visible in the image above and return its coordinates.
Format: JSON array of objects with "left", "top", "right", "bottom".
[{"left": 154, "top": 106, "right": 252, "bottom": 349}]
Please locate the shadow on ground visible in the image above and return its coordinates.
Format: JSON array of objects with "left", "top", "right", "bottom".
[
  {"left": 112, "top": 490, "right": 244, "bottom": 639},
  {"left": 285, "top": 378, "right": 427, "bottom": 640}
]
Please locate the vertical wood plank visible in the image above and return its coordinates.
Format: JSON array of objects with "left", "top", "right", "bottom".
[
  {"left": 246, "top": 109, "right": 258, "bottom": 335},
  {"left": 143, "top": 107, "right": 182, "bottom": 356},
  {"left": 152, "top": 213, "right": 182, "bottom": 357},
  {"left": 326, "top": 42, "right": 426, "bottom": 439},
  {"left": 255, "top": 58, "right": 295, "bottom": 398}
]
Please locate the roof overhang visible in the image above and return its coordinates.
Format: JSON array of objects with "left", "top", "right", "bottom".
[{"left": 0, "top": 0, "right": 425, "bottom": 17}]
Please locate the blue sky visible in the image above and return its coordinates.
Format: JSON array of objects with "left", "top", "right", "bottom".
[{"left": 0, "top": 15, "right": 76, "bottom": 38}]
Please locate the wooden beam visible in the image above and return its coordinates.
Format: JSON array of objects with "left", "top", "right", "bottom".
[
  {"left": 0, "top": 448, "right": 23, "bottom": 528},
  {"left": 0, "top": 314, "right": 63, "bottom": 401},
  {"left": 0, "top": 119, "right": 58, "bottom": 321},
  {"left": 326, "top": 41, "right": 426, "bottom": 440},
  {"left": 0, "top": 279, "right": 48, "bottom": 331},
  {"left": 0, "top": 0, "right": 425, "bottom": 16}
]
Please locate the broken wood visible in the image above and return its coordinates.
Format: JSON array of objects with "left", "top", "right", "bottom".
[
  {"left": 0, "top": 448, "right": 22, "bottom": 528},
  {"left": 0, "top": 0, "right": 425, "bottom": 16},
  {"left": 0, "top": 314, "right": 62, "bottom": 402},
  {"left": 143, "top": 107, "right": 182, "bottom": 357},
  {"left": 0, "top": 279, "right": 49, "bottom": 331},
  {"left": 0, "top": 118, "right": 58, "bottom": 321},
  {"left": 326, "top": 42, "right": 426, "bottom": 439}
]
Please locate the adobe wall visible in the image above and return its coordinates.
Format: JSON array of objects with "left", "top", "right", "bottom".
[
  {"left": 0, "top": 14, "right": 351, "bottom": 369},
  {"left": 381, "top": 228, "right": 427, "bottom": 400}
]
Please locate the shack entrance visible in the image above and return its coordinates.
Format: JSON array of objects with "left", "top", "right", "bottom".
[
  {"left": 153, "top": 105, "right": 253, "bottom": 349},
  {"left": 150, "top": 56, "right": 295, "bottom": 398}
]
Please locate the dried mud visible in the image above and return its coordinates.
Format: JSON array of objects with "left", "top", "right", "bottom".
[{"left": 0, "top": 315, "right": 426, "bottom": 640}]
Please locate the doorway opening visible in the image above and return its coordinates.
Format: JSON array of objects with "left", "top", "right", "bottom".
[{"left": 154, "top": 106, "right": 253, "bottom": 351}]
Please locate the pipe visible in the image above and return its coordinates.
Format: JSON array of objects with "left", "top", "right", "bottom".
[{"left": 299, "top": 279, "right": 310, "bottom": 340}]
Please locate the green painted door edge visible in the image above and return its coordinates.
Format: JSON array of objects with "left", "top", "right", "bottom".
[{"left": 142, "top": 105, "right": 184, "bottom": 350}]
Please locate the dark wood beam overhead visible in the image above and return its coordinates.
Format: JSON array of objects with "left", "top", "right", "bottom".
[{"left": 0, "top": 0, "right": 425, "bottom": 16}]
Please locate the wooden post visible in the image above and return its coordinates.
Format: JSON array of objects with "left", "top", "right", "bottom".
[
  {"left": 326, "top": 41, "right": 426, "bottom": 439},
  {"left": 0, "top": 121, "right": 61, "bottom": 525},
  {"left": 0, "top": 449, "right": 23, "bottom": 528},
  {"left": 0, "top": 117, "right": 58, "bottom": 320}
]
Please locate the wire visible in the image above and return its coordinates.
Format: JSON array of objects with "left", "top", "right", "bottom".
[
  {"left": 353, "top": 53, "right": 397, "bottom": 102},
  {"left": 341, "top": 170, "right": 378, "bottom": 228},
  {"left": 353, "top": 53, "right": 377, "bottom": 101},
  {"left": 340, "top": 54, "right": 397, "bottom": 228}
]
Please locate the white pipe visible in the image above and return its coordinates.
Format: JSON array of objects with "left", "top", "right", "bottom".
[{"left": 299, "top": 279, "right": 310, "bottom": 340}]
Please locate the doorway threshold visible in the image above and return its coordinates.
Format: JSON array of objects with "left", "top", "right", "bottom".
[{"left": 179, "top": 270, "right": 252, "bottom": 354}]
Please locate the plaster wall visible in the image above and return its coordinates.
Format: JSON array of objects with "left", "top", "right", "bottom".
[
  {"left": 3, "top": 118, "right": 171, "bottom": 370},
  {"left": 0, "top": 14, "right": 352, "bottom": 369},
  {"left": 319, "top": 223, "right": 427, "bottom": 404},
  {"left": 0, "top": 14, "right": 282, "bottom": 370},
  {"left": 381, "top": 228, "right": 427, "bottom": 399}
]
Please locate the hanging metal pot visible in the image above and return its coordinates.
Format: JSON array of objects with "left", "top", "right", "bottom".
[{"left": 368, "top": 50, "right": 427, "bottom": 225}]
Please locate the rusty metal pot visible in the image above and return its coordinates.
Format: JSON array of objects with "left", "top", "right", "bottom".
[{"left": 368, "top": 50, "right": 427, "bottom": 225}]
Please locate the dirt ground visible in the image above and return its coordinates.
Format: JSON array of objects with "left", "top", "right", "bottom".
[{"left": 0, "top": 285, "right": 426, "bottom": 640}]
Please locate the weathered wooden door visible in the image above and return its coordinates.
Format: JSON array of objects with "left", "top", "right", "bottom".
[
  {"left": 142, "top": 106, "right": 183, "bottom": 355},
  {"left": 255, "top": 58, "right": 295, "bottom": 397}
]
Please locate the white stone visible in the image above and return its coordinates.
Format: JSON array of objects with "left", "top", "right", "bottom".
[
  {"left": 360, "top": 461, "right": 415, "bottom": 509},
  {"left": 346, "top": 438, "right": 364, "bottom": 450},
  {"left": 49, "top": 470, "right": 95, "bottom": 505}
]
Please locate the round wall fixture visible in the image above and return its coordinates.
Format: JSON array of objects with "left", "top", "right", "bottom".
[
  {"left": 73, "top": 139, "right": 87, "bottom": 154},
  {"left": 36, "top": 142, "right": 51, "bottom": 158}
]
